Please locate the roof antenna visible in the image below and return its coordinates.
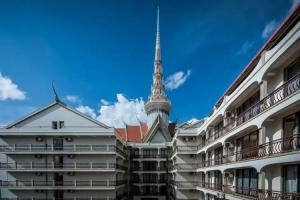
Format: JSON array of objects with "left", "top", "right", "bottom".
[{"left": 52, "top": 80, "right": 60, "bottom": 102}]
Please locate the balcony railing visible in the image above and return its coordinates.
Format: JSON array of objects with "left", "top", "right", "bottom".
[
  {"left": 0, "top": 198, "right": 115, "bottom": 200},
  {"left": 0, "top": 145, "right": 128, "bottom": 157},
  {"left": 176, "top": 145, "right": 199, "bottom": 153},
  {"left": 0, "top": 179, "right": 127, "bottom": 188},
  {"left": 197, "top": 134, "right": 300, "bottom": 168},
  {"left": 131, "top": 166, "right": 168, "bottom": 171},
  {"left": 131, "top": 154, "right": 167, "bottom": 159},
  {"left": 223, "top": 185, "right": 300, "bottom": 199},
  {"left": 0, "top": 162, "right": 127, "bottom": 170},
  {"left": 174, "top": 163, "right": 200, "bottom": 170},
  {"left": 132, "top": 179, "right": 166, "bottom": 184},
  {"left": 203, "top": 72, "right": 300, "bottom": 148}
]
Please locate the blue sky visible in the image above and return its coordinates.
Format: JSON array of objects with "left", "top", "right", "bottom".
[{"left": 0, "top": 0, "right": 298, "bottom": 127}]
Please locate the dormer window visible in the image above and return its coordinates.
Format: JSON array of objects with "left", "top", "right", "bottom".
[
  {"left": 52, "top": 121, "right": 64, "bottom": 129},
  {"left": 52, "top": 121, "right": 58, "bottom": 129},
  {"left": 59, "top": 121, "right": 64, "bottom": 128}
]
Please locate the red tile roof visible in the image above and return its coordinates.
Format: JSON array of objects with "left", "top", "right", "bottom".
[{"left": 115, "top": 121, "right": 176, "bottom": 143}]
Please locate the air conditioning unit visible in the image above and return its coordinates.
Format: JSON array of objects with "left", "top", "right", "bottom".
[
  {"left": 67, "top": 172, "right": 75, "bottom": 176},
  {"left": 35, "top": 172, "right": 43, "bottom": 176},
  {"left": 190, "top": 154, "right": 196, "bottom": 159},
  {"left": 65, "top": 137, "right": 73, "bottom": 142},
  {"left": 225, "top": 142, "right": 234, "bottom": 149},
  {"left": 35, "top": 137, "right": 43, "bottom": 142},
  {"left": 225, "top": 111, "right": 234, "bottom": 118},
  {"left": 67, "top": 154, "right": 75, "bottom": 159},
  {"left": 34, "top": 154, "right": 43, "bottom": 159}
]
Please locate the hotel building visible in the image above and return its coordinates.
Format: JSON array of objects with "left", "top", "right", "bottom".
[
  {"left": 171, "top": 4, "right": 300, "bottom": 200},
  {"left": 0, "top": 4, "right": 300, "bottom": 200}
]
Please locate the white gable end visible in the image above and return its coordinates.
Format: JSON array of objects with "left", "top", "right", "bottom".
[
  {"left": 7, "top": 102, "right": 110, "bottom": 131},
  {"left": 150, "top": 128, "right": 168, "bottom": 143}
]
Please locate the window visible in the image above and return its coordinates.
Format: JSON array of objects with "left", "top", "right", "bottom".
[
  {"left": 52, "top": 121, "right": 58, "bottom": 129},
  {"left": 236, "top": 131, "right": 258, "bottom": 160},
  {"left": 236, "top": 168, "right": 258, "bottom": 197},
  {"left": 237, "top": 91, "right": 260, "bottom": 116},
  {"left": 284, "top": 58, "right": 300, "bottom": 81},
  {"left": 283, "top": 165, "right": 300, "bottom": 193},
  {"left": 59, "top": 121, "right": 64, "bottom": 128},
  {"left": 283, "top": 111, "right": 300, "bottom": 137},
  {"left": 160, "top": 149, "right": 167, "bottom": 158},
  {"left": 214, "top": 121, "right": 224, "bottom": 139},
  {"left": 52, "top": 121, "right": 64, "bottom": 129},
  {"left": 214, "top": 147, "right": 223, "bottom": 165}
]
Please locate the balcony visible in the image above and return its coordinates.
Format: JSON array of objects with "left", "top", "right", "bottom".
[
  {"left": 203, "top": 72, "right": 300, "bottom": 148},
  {"left": 223, "top": 185, "right": 300, "bottom": 199},
  {"left": 132, "top": 179, "right": 166, "bottom": 184},
  {"left": 131, "top": 166, "right": 168, "bottom": 171},
  {"left": 172, "top": 181, "right": 202, "bottom": 189},
  {"left": 174, "top": 163, "right": 200, "bottom": 171},
  {"left": 0, "top": 179, "right": 127, "bottom": 189},
  {"left": 201, "top": 134, "right": 300, "bottom": 168},
  {"left": 0, "top": 144, "right": 126, "bottom": 157},
  {"left": 0, "top": 198, "right": 115, "bottom": 200},
  {"left": 131, "top": 154, "right": 167, "bottom": 159},
  {"left": 176, "top": 145, "right": 200, "bottom": 154},
  {"left": 0, "top": 162, "right": 127, "bottom": 171}
]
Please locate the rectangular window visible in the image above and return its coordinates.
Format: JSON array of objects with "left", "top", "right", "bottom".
[
  {"left": 237, "top": 91, "right": 260, "bottom": 116},
  {"left": 52, "top": 121, "right": 58, "bottom": 129},
  {"left": 236, "top": 131, "right": 258, "bottom": 160},
  {"left": 284, "top": 57, "right": 300, "bottom": 81},
  {"left": 59, "top": 121, "right": 64, "bottom": 128},
  {"left": 283, "top": 165, "right": 300, "bottom": 193},
  {"left": 236, "top": 168, "right": 258, "bottom": 197}
]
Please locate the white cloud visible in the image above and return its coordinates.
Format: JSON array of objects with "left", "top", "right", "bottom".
[
  {"left": 97, "top": 94, "right": 147, "bottom": 128},
  {"left": 236, "top": 41, "right": 253, "bottom": 55},
  {"left": 290, "top": 0, "right": 300, "bottom": 11},
  {"left": 65, "top": 95, "right": 81, "bottom": 104},
  {"left": 100, "top": 99, "right": 111, "bottom": 106},
  {"left": 165, "top": 70, "right": 191, "bottom": 90},
  {"left": 0, "top": 73, "right": 26, "bottom": 101},
  {"left": 261, "top": 20, "right": 278, "bottom": 40},
  {"left": 76, "top": 105, "right": 97, "bottom": 119}
]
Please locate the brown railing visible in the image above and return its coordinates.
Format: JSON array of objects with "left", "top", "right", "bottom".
[
  {"left": 199, "top": 134, "right": 300, "bottom": 168},
  {"left": 224, "top": 185, "right": 300, "bottom": 199},
  {"left": 236, "top": 72, "right": 300, "bottom": 126},
  {"left": 203, "top": 72, "right": 300, "bottom": 148}
]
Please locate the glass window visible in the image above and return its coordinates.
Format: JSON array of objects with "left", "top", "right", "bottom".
[
  {"left": 283, "top": 165, "right": 299, "bottom": 193},
  {"left": 284, "top": 58, "right": 300, "bottom": 81}
]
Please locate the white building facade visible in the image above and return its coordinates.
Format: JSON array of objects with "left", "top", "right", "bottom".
[
  {"left": 171, "top": 5, "right": 300, "bottom": 200},
  {"left": 0, "top": 5, "right": 300, "bottom": 200}
]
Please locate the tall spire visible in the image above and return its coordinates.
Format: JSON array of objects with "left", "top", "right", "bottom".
[
  {"left": 145, "top": 7, "right": 171, "bottom": 126},
  {"left": 149, "top": 6, "right": 167, "bottom": 102},
  {"left": 155, "top": 6, "right": 160, "bottom": 61}
]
